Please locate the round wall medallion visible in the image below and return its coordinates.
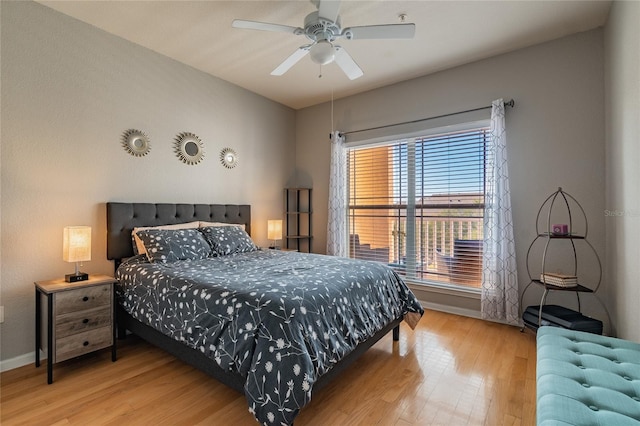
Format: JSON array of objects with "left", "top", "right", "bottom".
[
  {"left": 122, "top": 129, "right": 151, "bottom": 157},
  {"left": 220, "top": 148, "right": 238, "bottom": 169},
  {"left": 174, "top": 132, "right": 205, "bottom": 165}
]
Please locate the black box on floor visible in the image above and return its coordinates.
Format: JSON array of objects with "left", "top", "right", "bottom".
[{"left": 523, "top": 305, "right": 603, "bottom": 334}]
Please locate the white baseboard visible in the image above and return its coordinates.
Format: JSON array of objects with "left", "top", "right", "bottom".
[
  {"left": 419, "top": 299, "right": 482, "bottom": 320},
  {"left": 418, "top": 300, "right": 522, "bottom": 328},
  {"left": 1, "top": 351, "right": 38, "bottom": 372}
]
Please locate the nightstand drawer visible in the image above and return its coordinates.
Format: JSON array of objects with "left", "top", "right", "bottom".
[
  {"left": 56, "top": 326, "right": 112, "bottom": 362},
  {"left": 55, "top": 284, "right": 111, "bottom": 315},
  {"left": 56, "top": 306, "right": 112, "bottom": 338}
]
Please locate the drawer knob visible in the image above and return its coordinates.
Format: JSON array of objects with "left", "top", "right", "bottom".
[
  {"left": 83, "top": 341, "right": 89, "bottom": 346},
  {"left": 82, "top": 296, "right": 89, "bottom": 302},
  {"left": 82, "top": 318, "right": 89, "bottom": 324}
]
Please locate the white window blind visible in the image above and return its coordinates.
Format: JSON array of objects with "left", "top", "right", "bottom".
[{"left": 347, "top": 126, "right": 489, "bottom": 288}]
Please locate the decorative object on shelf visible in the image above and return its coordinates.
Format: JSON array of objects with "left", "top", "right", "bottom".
[
  {"left": 220, "top": 147, "right": 238, "bottom": 169},
  {"left": 267, "top": 219, "right": 283, "bottom": 249},
  {"left": 524, "top": 305, "right": 603, "bottom": 334},
  {"left": 521, "top": 187, "right": 610, "bottom": 333},
  {"left": 63, "top": 226, "right": 91, "bottom": 282},
  {"left": 174, "top": 132, "right": 205, "bottom": 165},
  {"left": 121, "top": 129, "right": 151, "bottom": 157},
  {"left": 540, "top": 272, "right": 577, "bottom": 288},
  {"left": 552, "top": 223, "right": 569, "bottom": 235}
]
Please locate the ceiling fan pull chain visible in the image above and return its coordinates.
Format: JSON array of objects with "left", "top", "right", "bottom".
[{"left": 318, "top": 64, "right": 323, "bottom": 79}]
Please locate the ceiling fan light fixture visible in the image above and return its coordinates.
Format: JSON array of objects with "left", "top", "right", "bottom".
[
  {"left": 233, "top": 0, "right": 415, "bottom": 79},
  {"left": 309, "top": 40, "right": 335, "bottom": 65}
]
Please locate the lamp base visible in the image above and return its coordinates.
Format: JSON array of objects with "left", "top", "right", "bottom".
[{"left": 65, "top": 272, "right": 89, "bottom": 283}]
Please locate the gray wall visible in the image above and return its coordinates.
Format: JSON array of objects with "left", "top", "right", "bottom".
[
  {"left": 0, "top": 1, "right": 295, "bottom": 366},
  {"left": 604, "top": 1, "right": 640, "bottom": 342},
  {"left": 296, "top": 29, "right": 608, "bottom": 324}
]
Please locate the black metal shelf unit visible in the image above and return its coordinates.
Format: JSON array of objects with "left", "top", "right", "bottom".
[{"left": 284, "top": 188, "right": 312, "bottom": 252}]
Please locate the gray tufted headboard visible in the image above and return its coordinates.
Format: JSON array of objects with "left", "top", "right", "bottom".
[{"left": 106, "top": 202, "right": 251, "bottom": 261}]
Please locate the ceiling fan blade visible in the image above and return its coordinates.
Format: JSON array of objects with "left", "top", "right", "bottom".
[
  {"left": 232, "top": 19, "right": 303, "bottom": 35},
  {"left": 334, "top": 46, "right": 363, "bottom": 80},
  {"left": 317, "top": 0, "right": 341, "bottom": 22},
  {"left": 341, "top": 23, "right": 416, "bottom": 40},
  {"left": 271, "top": 47, "right": 310, "bottom": 76}
]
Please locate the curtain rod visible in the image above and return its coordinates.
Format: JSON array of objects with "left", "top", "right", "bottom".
[{"left": 333, "top": 99, "right": 514, "bottom": 139}]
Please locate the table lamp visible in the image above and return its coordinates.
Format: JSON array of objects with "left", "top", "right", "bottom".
[
  {"left": 267, "top": 220, "right": 283, "bottom": 249},
  {"left": 63, "top": 226, "right": 91, "bottom": 282}
]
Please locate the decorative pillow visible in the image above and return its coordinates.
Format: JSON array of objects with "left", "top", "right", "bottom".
[
  {"left": 136, "top": 228, "right": 211, "bottom": 263},
  {"left": 132, "top": 221, "right": 200, "bottom": 256},
  {"left": 199, "top": 226, "right": 257, "bottom": 256},
  {"left": 199, "top": 221, "right": 246, "bottom": 230}
]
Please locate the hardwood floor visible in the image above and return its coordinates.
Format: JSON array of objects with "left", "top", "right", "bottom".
[{"left": 1, "top": 309, "right": 537, "bottom": 425}]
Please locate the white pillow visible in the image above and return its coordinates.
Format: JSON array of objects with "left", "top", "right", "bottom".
[{"left": 132, "top": 221, "right": 200, "bottom": 256}]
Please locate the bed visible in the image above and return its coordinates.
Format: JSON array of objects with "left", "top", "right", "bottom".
[{"left": 107, "top": 202, "right": 424, "bottom": 425}]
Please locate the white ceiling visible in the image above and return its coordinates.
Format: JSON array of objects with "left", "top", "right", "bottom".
[{"left": 38, "top": 0, "right": 612, "bottom": 110}]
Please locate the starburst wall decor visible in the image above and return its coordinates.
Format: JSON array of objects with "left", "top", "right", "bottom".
[
  {"left": 174, "top": 132, "right": 205, "bottom": 165},
  {"left": 220, "top": 148, "right": 238, "bottom": 169},
  {"left": 121, "top": 129, "right": 151, "bottom": 157}
]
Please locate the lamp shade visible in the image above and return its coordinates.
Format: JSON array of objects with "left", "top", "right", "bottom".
[
  {"left": 63, "top": 226, "right": 92, "bottom": 263},
  {"left": 267, "top": 220, "right": 283, "bottom": 241}
]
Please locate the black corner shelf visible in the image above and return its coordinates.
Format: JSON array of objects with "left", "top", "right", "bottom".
[
  {"left": 537, "top": 233, "right": 585, "bottom": 239},
  {"left": 531, "top": 280, "right": 593, "bottom": 293},
  {"left": 284, "top": 188, "right": 312, "bottom": 253}
]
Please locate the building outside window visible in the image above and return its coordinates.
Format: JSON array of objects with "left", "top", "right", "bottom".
[{"left": 347, "top": 125, "right": 489, "bottom": 289}]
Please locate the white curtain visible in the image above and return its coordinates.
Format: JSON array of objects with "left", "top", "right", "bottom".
[
  {"left": 482, "top": 99, "right": 520, "bottom": 325},
  {"left": 327, "top": 131, "right": 348, "bottom": 256}
]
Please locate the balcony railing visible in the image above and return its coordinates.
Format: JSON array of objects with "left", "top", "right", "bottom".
[{"left": 349, "top": 208, "right": 483, "bottom": 288}]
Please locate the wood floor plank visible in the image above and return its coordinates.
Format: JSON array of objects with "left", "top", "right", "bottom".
[{"left": 1, "top": 309, "right": 537, "bottom": 425}]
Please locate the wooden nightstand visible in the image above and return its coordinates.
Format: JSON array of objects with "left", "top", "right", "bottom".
[{"left": 35, "top": 274, "right": 117, "bottom": 384}]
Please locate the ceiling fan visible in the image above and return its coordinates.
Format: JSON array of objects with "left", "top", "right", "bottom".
[{"left": 232, "top": 0, "right": 415, "bottom": 80}]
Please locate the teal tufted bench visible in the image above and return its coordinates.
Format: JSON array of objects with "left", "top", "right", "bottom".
[{"left": 537, "top": 326, "right": 640, "bottom": 425}]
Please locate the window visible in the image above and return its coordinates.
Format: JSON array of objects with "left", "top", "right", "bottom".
[{"left": 347, "top": 125, "right": 489, "bottom": 289}]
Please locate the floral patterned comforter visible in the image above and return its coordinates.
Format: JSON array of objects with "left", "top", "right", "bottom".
[{"left": 116, "top": 249, "right": 423, "bottom": 425}]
